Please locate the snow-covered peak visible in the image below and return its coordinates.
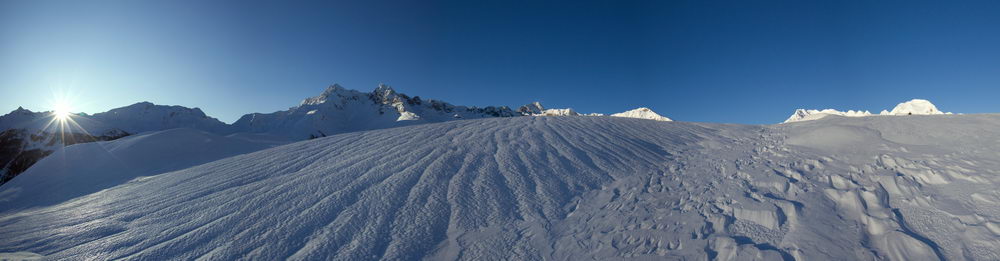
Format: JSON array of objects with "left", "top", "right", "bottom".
[
  {"left": 784, "top": 109, "right": 873, "bottom": 123},
  {"left": 611, "top": 107, "right": 672, "bottom": 121},
  {"left": 0, "top": 107, "right": 44, "bottom": 130},
  {"left": 371, "top": 83, "right": 406, "bottom": 105},
  {"left": 519, "top": 103, "right": 611, "bottom": 117},
  {"left": 517, "top": 102, "right": 545, "bottom": 115},
  {"left": 10, "top": 106, "right": 33, "bottom": 115},
  {"left": 89, "top": 102, "right": 231, "bottom": 134},
  {"left": 537, "top": 108, "right": 580, "bottom": 116},
  {"left": 105, "top": 102, "right": 208, "bottom": 117},
  {"left": 2, "top": 106, "right": 42, "bottom": 120},
  {"left": 373, "top": 83, "right": 396, "bottom": 97},
  {"left": 301, "top": 84, "right": 361, "bottom": 106},
  {"left": 884, "top": 99, "right": 948, "bottom": 115},
  {"left": 319, "top": 83, "right": 348, "bottom": 97},
  {"left": 784, "top": 99, "right": 951, "bottom": 123}
]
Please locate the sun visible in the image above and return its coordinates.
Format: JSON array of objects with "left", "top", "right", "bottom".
[
  {"left": 52, "top": 100, "right": 72, "bottom": 121},
  {"left": 41, "top": 88, "right": 89, "bottom": 138}
]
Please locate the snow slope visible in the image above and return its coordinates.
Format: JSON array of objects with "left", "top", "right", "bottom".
[
  {"left": 2, "top": 115, "right": 998, "bottom": 260},
  {"left": 0, "top": 103, "right": 236, "bottom": 184},
  {"left": 0, "top": 128, "right": 284, "bottom": 212}
]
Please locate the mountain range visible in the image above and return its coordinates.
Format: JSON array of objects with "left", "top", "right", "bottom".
[
  {"left": 0, "top": 83, "right": 670, "bottom": 184},
  {"left": 784, "top": 99, "right": 951, "bottom": 123}
]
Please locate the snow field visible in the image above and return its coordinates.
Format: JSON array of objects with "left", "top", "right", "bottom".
[{"left": 2, "top": 115, "right": 999, "bottom": 260}]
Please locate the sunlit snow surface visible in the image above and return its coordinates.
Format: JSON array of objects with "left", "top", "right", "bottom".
[{"left": 2, "top": 115, "right": 1000, "bottom": 260}]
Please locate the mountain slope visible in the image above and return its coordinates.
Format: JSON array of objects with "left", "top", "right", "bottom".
[
  {"left": 88, "top": 102, "right": 234, "bottom": 134},
  {"left": 0, "top": 128, "right": 285, "bottom": 212},
  {"left": 2, "top": 115, "right": 998, "bottom": 260},
  {"left": 0, "top": 103, "right": 235, "bottom": 185}
]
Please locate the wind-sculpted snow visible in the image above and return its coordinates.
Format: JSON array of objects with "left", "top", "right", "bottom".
[{"left": 2, "top": 115, "right": 1000, "bottom": 260}]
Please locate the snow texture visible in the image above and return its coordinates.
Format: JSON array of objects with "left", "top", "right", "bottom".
[{"left": 2, "top": 114, "right": 999, "bottom": 260}]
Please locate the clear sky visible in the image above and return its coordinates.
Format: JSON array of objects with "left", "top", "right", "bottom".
[{"left": 2, "top": 0, "right": 999, "bottom": 124}]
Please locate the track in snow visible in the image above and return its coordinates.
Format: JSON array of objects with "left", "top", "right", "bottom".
[{"left": 1, "top": 115, "right": 999, "bottom": 260}]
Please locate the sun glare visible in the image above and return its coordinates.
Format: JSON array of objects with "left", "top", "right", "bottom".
[
  {"left": 41, "top": 89, "right": 91, "bottom": 140},
  {"left": 52, "top": 100, "right": 72, "bottom": 121}
]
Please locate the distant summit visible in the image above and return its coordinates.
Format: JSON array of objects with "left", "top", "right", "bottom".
[
  {"left": 784, "top": 99, "right": 952, "bottom": 123},
  {"left": 784, "top": 109, "right": 874, "bottom": 123},
  {"left": 611, "top": 107, "right": 672, "bottom": 121},
  {"left": 884, "top": 99, "right": 947, "bottom": 116}
]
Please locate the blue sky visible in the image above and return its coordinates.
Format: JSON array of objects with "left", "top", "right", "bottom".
[{"left": 2, "top": 0, "right": 999, "bottom": 124}]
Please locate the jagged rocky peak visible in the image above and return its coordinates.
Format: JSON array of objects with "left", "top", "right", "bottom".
[
  {"left": 301, "top": 84, "right": 357, "bottom": 105},
  {"left": 2, "top": 106, "right": 40, "bottom": 119},
  {"left": 518, "top": 102, "right": 545, "bottom": 115},
  {"left": 11, "top": 106, "right": 32, "bottom": 114},
  {"left": 371, "top": 83, "right": 410, "bottom": 105},
  {"left": 373, "top": 83, "right": 396, "bottom": 96}
]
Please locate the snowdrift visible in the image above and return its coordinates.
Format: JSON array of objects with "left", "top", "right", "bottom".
[{"left": 2, "top": 115, "right": 999, "bottom": 260}]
